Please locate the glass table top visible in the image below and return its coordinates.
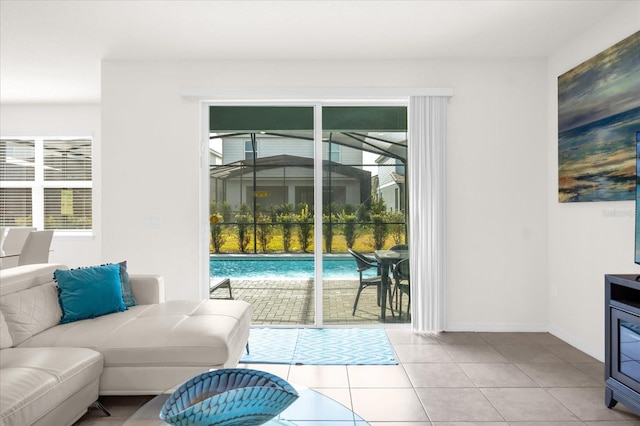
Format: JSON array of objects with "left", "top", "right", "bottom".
[{"left": 124, "top": 385, "right": 369, "bottom": 425}]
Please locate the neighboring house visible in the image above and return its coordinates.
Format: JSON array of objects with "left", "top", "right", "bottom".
[
  {"left": 209, "top": 146, "right": 222, "bottom": 166},
  {"left": 375, "top": 155, "right": 405, "bottom": 212},
  {"left": 209, "top": 134, "right": 372, "bottom": 213}
]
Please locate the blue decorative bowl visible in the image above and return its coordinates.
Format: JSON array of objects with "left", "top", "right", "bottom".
[{"left": 159, "top": 368, "right": 299, "bottom": 426}]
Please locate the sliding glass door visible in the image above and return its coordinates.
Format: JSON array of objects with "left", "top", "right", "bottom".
[
  {"left": 321, "top": 106, "right": 408, "bottom": 324},
  {"left": 208, "top": 104, "right": 409, "bottom": 326},
  {"left": 208, "top": 106, "right": 316, "bottom": 324}
]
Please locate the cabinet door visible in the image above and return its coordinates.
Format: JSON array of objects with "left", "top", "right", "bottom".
[{"left": 611, "top": 307, "right": 640, "bottom": 393}]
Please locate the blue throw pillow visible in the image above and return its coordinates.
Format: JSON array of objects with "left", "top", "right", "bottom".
[
  {"left": 118, "top": 261, "right": 137, "bottom": 307},
  {"left": 55, "top": 264, "right": 127, "bottom": 324}
]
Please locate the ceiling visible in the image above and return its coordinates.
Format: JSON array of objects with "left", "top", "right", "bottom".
[{"left": 0, "top": 0, "right": 630, "bottom": 104}]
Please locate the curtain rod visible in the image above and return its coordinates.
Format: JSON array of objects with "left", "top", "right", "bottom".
[{"left": 181, "top": 87, "right": 454, "bottom": 100}]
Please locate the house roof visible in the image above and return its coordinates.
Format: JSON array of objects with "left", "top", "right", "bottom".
[
  {"left": 391, "top": 173, "right": 405, "bottom": 184},
  {"left": 210, "top": 154, "right": 372, "bottom": 181}
]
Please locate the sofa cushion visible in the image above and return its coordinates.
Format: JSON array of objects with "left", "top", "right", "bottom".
[
  {"left": 0, "top": 264, "right": 66, "bottom": 297},
  {"left": 0, "top": 265, "right": 63, "bottom": 346},
  {"left": 0, "top": 311, "right": 13, "bottom": 349},
  {"left": 55, "top": 264, "right": 127, "bottom": 324},
  {"left": 118, "top": 261, "right": 137, "bottom": 308},
  {"left": 0, "top": 347, "right": 103, "bottom": 426},
  {"left": 18, "top": 299, "right": 252, "bottom": 368}
]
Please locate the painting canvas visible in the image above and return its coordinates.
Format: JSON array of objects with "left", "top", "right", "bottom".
[
  {"left": 558, "top": 30, "right": 640, "bottom": 202},
  {"left": 636, "top": 132, "right": 640, "bottom": 264}
]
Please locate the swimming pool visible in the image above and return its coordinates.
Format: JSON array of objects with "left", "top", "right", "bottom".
[{"left": 210, "top": 255, "right": 376, "bottom": 280}]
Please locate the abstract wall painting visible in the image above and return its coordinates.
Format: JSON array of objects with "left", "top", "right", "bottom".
[{"left": 558, "top": 30, "right": 640, "bottom": 202}]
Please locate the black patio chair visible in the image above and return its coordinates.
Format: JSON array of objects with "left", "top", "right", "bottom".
[
  {"left": 348, "top": 248, "right": 393, "bottom": 317},
  {"left": 392, "top": 258, "right": 411, "bottom": 320},
  {"left": 388, "top": 244, "right": 408, "bottom": 308}
]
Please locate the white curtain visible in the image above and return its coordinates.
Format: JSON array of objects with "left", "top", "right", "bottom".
[{"left": 408, "top": 96, "right": 449, "bottom": 332}]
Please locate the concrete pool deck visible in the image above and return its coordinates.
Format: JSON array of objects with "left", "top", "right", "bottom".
[{"left": 210, "top": 278, "right": 411, "bottom": 325}]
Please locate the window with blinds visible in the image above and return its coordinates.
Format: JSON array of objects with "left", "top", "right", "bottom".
[
  {"left": 0, "top": 137, "right": 93, "bottom": 231},
  {"left": 0, "top": 139, "right": 35, "bottom": 181}
]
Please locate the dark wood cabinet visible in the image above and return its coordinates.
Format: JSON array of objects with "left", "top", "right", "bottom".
[{"left": 605, "top": 274, "right": 640, "bottom": 415}]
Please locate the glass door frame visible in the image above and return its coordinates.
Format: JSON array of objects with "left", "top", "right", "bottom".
[{"left": 200, "top": 98, "right": 409, "bottom": 327}]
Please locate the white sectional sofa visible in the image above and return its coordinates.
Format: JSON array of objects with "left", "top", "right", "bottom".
[{"left": 0, "top": 263, "right": 252, "bottom": 426}]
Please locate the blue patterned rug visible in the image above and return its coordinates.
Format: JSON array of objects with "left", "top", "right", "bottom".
[{"left": 240, "top": 328, "right": 398, "bottom": 365}]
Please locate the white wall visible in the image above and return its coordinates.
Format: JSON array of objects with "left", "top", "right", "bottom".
[
  {"left": 547, "top": 2, "right": 640, "bottom": 360},
  {"left": 0, "top": 103, "right": 102, "bottom": 268},
  {"left": 102, "top": 58, "right": 550, "bottom": 321},
  {"left": 444, "top": 60, "right": 548, "bottom": 332}
]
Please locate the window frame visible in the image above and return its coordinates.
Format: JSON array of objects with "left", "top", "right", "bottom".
[
  {"left": 0, "top": 135, "right": 94, "bottom": 236},
  {"left": 205, "top": 102, "right": 409, "bottom": 326},
  {"left": 244, "top": 140, "right": 258, "bottom": 161}
]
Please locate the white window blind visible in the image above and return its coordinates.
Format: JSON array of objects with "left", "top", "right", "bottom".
[
  {"left": 44, "top": 139, "right": 92, "bottom": 181},
  {"left": 0, "top": 137, "right": 93, "bottom": 231},
  {"left": 1, "top": 139, "right": 35, "bottom": 181},
  {"left": 0, "top": 188, "right": 32, "bottom": 226}
]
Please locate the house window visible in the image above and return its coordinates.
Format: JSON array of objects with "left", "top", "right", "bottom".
[
  {"left": 295, "top": 186, "right": 315, "bottom": 206},
  {"left": 0, "top": 137, "right": 93, "bottom": 231},
  {"left": 329, "top": 143, "right": 340, "bottom": 163},
  {"left": 395, "top": 188, "right": 399, "bottom": 211},
  {"left": 245, "top": 140, "right": 258, "bottom": 161}
]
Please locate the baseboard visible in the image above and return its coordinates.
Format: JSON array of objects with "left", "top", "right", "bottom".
[
  {"left": 547, "top": 324, "right": 603, "bottom": 362},
  {"left": 445, "top": 322, "right": 548, "bottom": 333}
]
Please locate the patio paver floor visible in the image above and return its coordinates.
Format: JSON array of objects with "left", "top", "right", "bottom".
[{"left": 210, "top": 278, "right": 410, "bottom": 325}]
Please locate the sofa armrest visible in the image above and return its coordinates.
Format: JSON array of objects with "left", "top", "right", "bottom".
[{"left": 129, "top": 274, "right": 165, "bottom": 305}]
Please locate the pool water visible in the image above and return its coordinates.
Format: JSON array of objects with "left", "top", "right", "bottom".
[{"left": 210, "top": 256, "right": 376, "bottom": 280}]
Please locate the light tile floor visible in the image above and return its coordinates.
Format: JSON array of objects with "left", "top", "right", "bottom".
[{"left": 74, "top": 330, "right": 640, "bottom": 425}]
